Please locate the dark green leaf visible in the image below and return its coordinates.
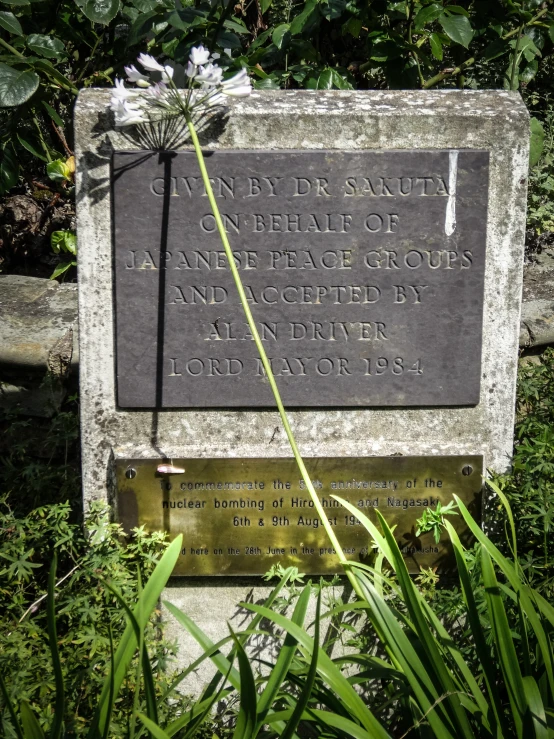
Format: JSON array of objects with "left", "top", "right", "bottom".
[
  {"left": 0, "top": 0, "right": 30, "bottom": 5},
  {"left": 0, "top": 11, "right": 23, "bottom": 35},
  {"left": 439, "top": 14, "right": 474, "bottom": 48},
  {"left": 231, "top": 629, "right": 258, "bottom": 739},
  {"left": 127, "top": 9, "right": 159, "bottom": 44},
  {"left": 166, "top": 8, "right": 205, "bottom": 30},
  {"left": 414, "top": 3, "right": 442, "bottom": 30},
  {"left": 342, "top": 16, "right": 362, "bottom": 37},
  {"left": 483, "top": 38, "right": 509, "bottom": 61},
  {"left": 0, "top": 144, "right": 18, "bottom": 194},
  {"left": 223, "top": 18, "right": 250, "bottom": 33},
  {"left": 530, "top": 117, "right": 545, "bottom": 167},
  {"left": 445, "top": 5, "right": 469, "bottom": 16},
  {"left": 520, "top": 59, "right": 538, "bottom": 84},
  {"left": 131, "top": 0, "right": 159, "bottom": 11},
  {"left": 20, "top": 702, "right": 45, "bottom": 739},
  {"left": 216, "top": 30, "right": 242, "bottom": 49},
  {"left": 82, "top": 0, "right": 119, "bottom": 25},
  {"left": 42, "top": 100, "right": 64, "bottom": 127},
  {"left": 253, "top": 77, "right": 280, "bottom": 89},
  {"left": 429, "top": 32, "right": 443, "bottom": 60},
  {"left": 260, "top": 0, "right": 272, "bottom": 11},
  {"left": 0, "top": 63, "right": 39, "bottom": 107},
  {"left": 47, "top": 555, "right": 65, "bottom": 739},
  {"left": 321, "top": 0, "right": 346, "bottom": 21},
  {"left": 26, "top": 34, "right": 66, "bottom": 59},
  {"left": 272, "top": 23, "right": 290, "bottom": 49},
  {"left": 549, "top": 24, "right": 554, "bottom": 44},
  {"left": 290, "top": 0, "right": 319, "bottom": 35}
]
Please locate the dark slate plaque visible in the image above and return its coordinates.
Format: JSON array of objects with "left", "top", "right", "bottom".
[{"left": 112, "top": 150, "right": 488, "bottom": 408}]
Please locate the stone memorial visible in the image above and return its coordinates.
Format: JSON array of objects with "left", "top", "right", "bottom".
[{"left": 75, "top": 89, "right": 528, "bottom": 689}]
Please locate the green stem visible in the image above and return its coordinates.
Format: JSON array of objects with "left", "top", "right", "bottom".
[
  {"left": 33, "top": 116, "right": 52, "bottom": 163},
  {"left": 185, "top": 113, "right": 365, "bottom": 602},
  {"left": 423, "top": 6, "right": 550, "bottom": 89},
  {"left": 76, "top": 32, "right": 102, "bottom": 84},
  {"left": 0, "top": 36, "right": 25, "bottom": 58},
  {"left": 509, "top": 26, "right": 523, "bottom": 91}
]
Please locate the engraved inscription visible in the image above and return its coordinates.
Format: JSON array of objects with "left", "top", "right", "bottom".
[
  {"left": 113, "top": 150, "right": 488, "bottom": 407},
  {"left": 116, "top": 456, "right": 483, "bottom": 575}
]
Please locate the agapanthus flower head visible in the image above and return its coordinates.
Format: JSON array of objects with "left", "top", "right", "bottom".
[{"left": 111, "top": 45, "right": 252, "bottom": 127}]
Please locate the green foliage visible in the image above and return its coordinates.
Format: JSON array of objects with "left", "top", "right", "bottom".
[
  {"left": 161, "top": 493, "right": 554, "bottom": 739},
  {"left": 526, "top": 93, "right": 554, "bottom": 238},
  {"left": 0, "top": 0, "right": 553, "bottom": 193},
  {"left": 494, "top": 348, "right": 554, "bottom": 594},
  {"left": 50, "top": 229, "right": 77, "bottom": 280},
  {"left": 0, "top": 405, "right": 81, "bottom": 515},
  {"left": 0, "top": 501, "right": 190, "bottom": 739}
]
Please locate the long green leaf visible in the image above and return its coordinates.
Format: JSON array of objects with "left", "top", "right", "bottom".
[
  {"left": 350, "top": 569, "right": 459, "bottom": 739},
  {"left": 455, "top": 495, "right": 554, "bottom": 700},
  {"left": 104, "top": 578, "right": 159, "bottom": 726},
  {"left": 20, "top": 701, "right": 46, "bottom": 739},
  {"left": 523, "top": 676, "right": 548, "bottom": 739},
  {"left": 137, "top": 714, "right": 171, "bottom": 739},
  {"left": 481, "top": 546, "right": 527, "bottom": 737},
  {"left": 164, "top": 602, "right": 242, "bottom": 690},
  {"left": 0, "top": 672, "right": 24, "bottom": 739},
  {"left": 374, "top": 510, "right": 474, "bottom": 739},
  {"left": 280, "top": 589, "right": 321, "bottom": 739},
  {"left": 256, "top": 583, "right": 311, "bottom": 727},
  {"left": 445, "top": 521, "right": 508, "bottom": 738},
  {"left": 231, "top": 628, "right": 258, "bottom": 739},
  {"left": 243, "top": 603, "right": 392, "bottom": 738},
  {"left": 47, "top": 554, "right": 64, "bottom": 739},
  {"left": 88, "top": 535, "right": 182, "bottom": 739}
]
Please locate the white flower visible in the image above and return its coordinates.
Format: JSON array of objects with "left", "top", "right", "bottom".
[
  {"left": 112, "top": 49, "right": 251, "bottom": 127},
  {"left": 221, "top": 68, "right": 252, "bottom": 97},
  {"left": 196, "top": 63, "right": 223, "bottom": 86},
  {"left": 137, "top": 53, "right": 165, "bottom": 73},
  {"left": 124, "top": 64, "right": 149, "bottom": 85},
  {"left": 161, "top": 65, "right": 174, "bottom": 82},
  {"left": 112, "top": 99, "right": 149, "bottom": 127},
  {"left": 189, "top": 45, "right": 211, "bottom": 66},
  {"left": 112, "top": 78, "right": 139, "bottom": 99}
]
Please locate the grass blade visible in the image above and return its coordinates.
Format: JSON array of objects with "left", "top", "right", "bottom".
[
  {"left": 0, "top": 672, "right": 24, "bottom": 739},
  {"left": 481, "top": 546, "right": 527, "bottom": 737},
  {"left": 256, "top": 583, "right": 311, "bottom": 727},
  {"left": 280, "top": 588, "right": 321, "bottom": 739},
  {"left": 137, "top": 714, "right": 171, "bottom": 739},
  {"left": 523, "top": 676, "right": 548, "bottom": 739},
  {"left": 20, "top": 701, "right": 46, "bottom": 739},
  {"left": 242, "top": 602, "right": 392, "bottom": 739},
  {"left": 88, "top": 534, "right": 182, "bottom": 739},
  {"left": 102, "top": 625, "right": 115, "bottom": 739},
  {"left": 445, "top": 521, "right": 507, "bottom": 738},
  {"left": 231, "top": 627, "right": 258, "bottom": 739},
  {"left": 47, "top": 554, "right": 64, "bottom": 739}
]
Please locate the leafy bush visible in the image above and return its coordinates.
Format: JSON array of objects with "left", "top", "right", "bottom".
[
  {"left": 494, "top": 348, "right": 554, "bottom": 595},
  {"left": 1, "top": 0, "right": 553, "bottom": 192},
  {"left": 0, "top": 500, "right": 188, "bottom": 738}
]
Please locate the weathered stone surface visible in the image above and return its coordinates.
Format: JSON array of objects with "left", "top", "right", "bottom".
[
  {"left": 75, "top": 89, "right": 529, "bottom": 687},
  {"left": 520, "top": 249, "right": 554, "bottom": 348},
  {"left": 0, "top": 275, "right": 78, "bottom": 416}
]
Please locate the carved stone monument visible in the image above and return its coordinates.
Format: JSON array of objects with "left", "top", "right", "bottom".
[{"left": 75, "top": 89, "right": 528, "bottom": 690}]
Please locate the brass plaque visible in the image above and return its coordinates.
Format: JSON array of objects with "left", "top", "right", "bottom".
[{"left": 116, "top": 456, "right": 482, "bottom": 575}]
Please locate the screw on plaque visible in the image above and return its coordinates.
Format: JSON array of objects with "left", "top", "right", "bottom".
[
  {"left": 462, "top": 465, "right": 473, "bottom": 476},
  {"left": 125, "top": 468, "right": 137, "bottom": 479}
]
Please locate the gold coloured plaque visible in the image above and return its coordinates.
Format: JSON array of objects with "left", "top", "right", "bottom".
[{"left": 116, "top": 456, "right": 482, "bottom": 575}]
